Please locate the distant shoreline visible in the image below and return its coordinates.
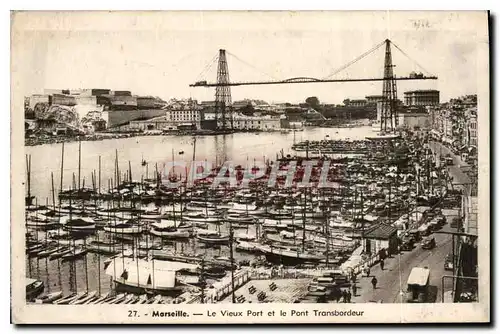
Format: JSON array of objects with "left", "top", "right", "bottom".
[{"left": 24, "top": 129, "right": 286, "bottom": 147}]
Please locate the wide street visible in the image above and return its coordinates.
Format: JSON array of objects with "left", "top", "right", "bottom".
[
  {"left": 428, "top": 141, "right": 471, "bottom": 186},
  {"left": 352, "top": 208, "right": 460, "bottom": 304}
]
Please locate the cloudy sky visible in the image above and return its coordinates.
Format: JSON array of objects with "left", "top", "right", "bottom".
[{"left": 12, "top": 11, "right": 488, "bottom": 104}]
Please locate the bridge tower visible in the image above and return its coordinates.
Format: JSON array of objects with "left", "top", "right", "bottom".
[
  {"left": 380, "top": 39, "right": 399, "bottom": 133},
  {"left": 215, "top": 49, "right": 233, "bottom": 131}
]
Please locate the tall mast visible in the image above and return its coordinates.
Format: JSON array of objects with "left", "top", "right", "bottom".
[
  {"left": 51, "top": 172, "right": 56, "bottom": 211},
  {"left": 25, "top": 154, "right": 31, "bottom": 203},
  {"left": 129, "top": 160, "right": 132, "bottom": 184},
  {"left": 60, "top": 142, "right": 65, "bottom": 193},
  {"left": 301, "top": 188, "right": 307, "bottom": 252},
  {"left": 229, "top": 221, "right": 236, "bottom": 303},
  {"left": 78, "top": 139, "right": 82, "bottom": 191},
  {"left": 98, "top": 156, "right": 101, "bottom": 195}
]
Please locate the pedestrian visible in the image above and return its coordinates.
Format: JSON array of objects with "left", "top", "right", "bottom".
[
  {"left": 334, "top": 287, "right": 341, "bottom": 303},
  {"left": 380, "top": 259, "right": 385, "bottom": 271},
  {"left": 352, "top": 284, "right": 357, "bottom": 297},
  {"left": 367, "top": 267, "right": 371, "bottom": 277},
  {"left": 351, "top": 272, "right": 357, "bottom": 283},
  {"left": 371, "top": 276, "right": 378, "bottom": 290},
  {"left": 342, "top": 290, "right": 348, "bottom": 303},
  {"left": 347, "top": 290, "right": 352, "bottom": 303}
]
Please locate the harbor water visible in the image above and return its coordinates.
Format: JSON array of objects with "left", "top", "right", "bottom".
[
  {"left": 25, "top": 126, "right": 375, "bottom": 200},
  {"left": 25, "top": 126, "right": 375, "bottom": 297}
]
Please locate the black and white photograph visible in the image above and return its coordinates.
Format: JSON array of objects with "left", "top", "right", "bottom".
[{"left": 10, "top": 10, "right": 489, "bottom": 323}]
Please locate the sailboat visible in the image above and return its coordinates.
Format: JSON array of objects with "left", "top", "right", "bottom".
[{"left": 149, "top": 220, "right": 193, "bottom": 239}]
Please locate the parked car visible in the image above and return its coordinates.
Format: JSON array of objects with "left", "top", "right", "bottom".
[
  {"left": 435, "top": 214, "right": 447, "bottom": 226},
  {"left": 444, "top": 254, "right": 454, "bottom": 271},
  {"left": 400, "top": 235, "right": 415, "bottom": 251},
  {"left": 450, "top": 217, "right": 462, "bottom": 229},
  {"left": 421, "top": 236, "right": 436, "bottom": 250}
]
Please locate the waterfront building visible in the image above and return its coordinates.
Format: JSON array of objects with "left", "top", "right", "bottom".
[
  {"left": 397, "top": 110, "right": 430, "bottom": 130},
  {"left": 165, "top": 108, "right": 202, "bottom": 129},
  {"left": 466, "top": 107, "right": 478, "bottom": 148},
  {"left": 232, "top": 113, "right": 282, "bottom": 131},
  {"left": 202, "top": 112, "right": 282, "bottom": 131},
  {"left": 344, "top": 99, "right": 367, "bottom": 107},
  {"left": 365, "top": 95, "right": 384, "bottom": 105},
  {"left": 129, "top": 116, "right": 178, "bottom": 132},
  {"left": 404, "top": 89, "right": 440, "bottom": 106},
  {"left": 362, "top": 223, "right": 399, "bottom": 256}
]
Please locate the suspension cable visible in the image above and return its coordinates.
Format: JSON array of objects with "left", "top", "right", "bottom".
[
  {"left": 390, "top": 41, "right": 433, "bottom": 76},
  {"left": 322, "top": 40, "right": 386, "bottom": 80},
  {"left": 195, "top": 54, "right": 219, "bottom": 82},
  {"left": 226, "top": 51, "right": 280, "bottom": 81}
]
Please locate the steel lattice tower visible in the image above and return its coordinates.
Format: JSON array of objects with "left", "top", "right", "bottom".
[
  {"left": 215, "top": 49, "right": 233, "bottom": 130},
  {"left": 380, "top": 39, "right": 399, "bottom": 133}
]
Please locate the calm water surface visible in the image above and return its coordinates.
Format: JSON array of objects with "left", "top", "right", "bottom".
[
  {"left": 26, "top": 126, "right": 374, "bottom": 200},
  {"left": 25, "top": 126, "right": 374, "bottom": 297}
]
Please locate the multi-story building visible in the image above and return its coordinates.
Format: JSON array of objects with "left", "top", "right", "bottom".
[
  {"left": 365, "top": 95, "right": 384, "bottom": 105},
  {"left": 397, "top": 111, "right": 430, "bottom": 130},
  {"left": 51, "top": 94, "right": 77, "bottom": 106},
  {"left": 202, "top": 112, "right": 281, "bottom": 131},
  {"left": 232, "top": 114, "right": 281, "bottom": 131},
  {"left": 404, "top": 89, "right": 440, "bottom": 107},
  {"left": 344, "top": 99, "right": 367, "bottom": 107},
  {"left": 165, "top": 108, "right": 202, "bottom": 129},
  {"left": 466, "top": 107, "right": 478, "bottom": 148}
]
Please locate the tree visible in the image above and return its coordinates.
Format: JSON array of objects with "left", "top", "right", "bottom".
[
  {"left": 240, "top": 104, "right": 255, "bottom": 116},
  {"left": 305, "top": 96, "right": 320, "bottom": 109}
]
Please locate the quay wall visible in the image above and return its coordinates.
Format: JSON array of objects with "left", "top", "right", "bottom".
[{"left": 107, "top": 109, "right": 166, "bottom": 128}]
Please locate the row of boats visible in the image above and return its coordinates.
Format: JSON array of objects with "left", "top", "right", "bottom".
[{"left": 29, "top": 288, "right": 178, "bottom": 305}]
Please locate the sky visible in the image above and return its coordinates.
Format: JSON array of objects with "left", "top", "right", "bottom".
[{"left": 12, "top": 11, "right": 488, "bottom": 104}]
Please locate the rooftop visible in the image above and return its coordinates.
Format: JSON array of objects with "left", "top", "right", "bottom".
[
  {"left": 364, "top": 223, "right": 398, "bottom": 239},
  {"left": 404, "top": 90, "right": 440, "bottom": 94}
]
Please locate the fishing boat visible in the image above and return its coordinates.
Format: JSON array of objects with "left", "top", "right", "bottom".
[
  {"left": 25, "top": 217, "right": 60, "bottom": 230},
  {"left": 228, "top": 203, "right": 265, "bottom": 215},
  {"left": 235, "top": 240, "right": 260, "bottom": 252},
  {"left": 37, "top": 245, "right": 67, "bottom": 258},
  {"left": 106, "top": 258, "right": 187, "bottom": 296},
  {"left": 94, "top": 293, "right": 119, "bottom": 305},
  {"left": 26, "top": 278, "right": 44, "bottom": 300},
  {"left": 61, "top": 216, "right": 96, "bottom": 234},
  {"left": 49, "top": 247, "right": 73, "bottom": 260},
  {"left": 254, "top": 243, "right": 325, "bottom": 266},
  {"left": 26, "top": 244, "right": 44, "bottom": 256},
  {"left": 185, "top": 201, "right": 216, "bottom": 211},
  {"left": 226, "top": 214, "right": 256, "bottom": 224},
  {"left": 34, "top": 291, "right": 63, "bottom": 304},
  {"left": 117, "top": 294, "right": 136, "bottom": 304},
  {"left": 141, "top": 207, "right": 163, "bottom": 219},
  {"left": 195, "top": 229, "right": 230, "bottom": 244},
  {"left": 147, "top": 294, "right": 163, "bottom": 304},
  {"left": 86, "top": 240, "right": 121, "bottom": 255},
  {"left": 134, "top": 294, "right": 149, "bottom": 304},
  {"left": 183, "top": 212, "right": 223, "bottom": 223},
  {"left": 71, "top": 291, "right": 97, "bottom": 304},
  {"left": 54, "top": 291, "right": 86, "bottom": 305},
  {"left": 149, "top": 221, "right": 193, "bottom": 239},
  {"left": 103, "top": 220, "right": 143, "bottom": 234},
  {"left": 61, "top": 247, "right": 87, "bottom": 261},
  {"left": 85, "top": 292, "right": 110, "bottom": 304},
  {"left": 262, "top": 219, "right": 290, "bottom": 231},
  {"left": 106, "top": 293, "right": 126, "bottom": 304}
]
